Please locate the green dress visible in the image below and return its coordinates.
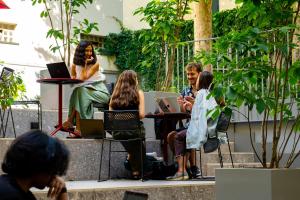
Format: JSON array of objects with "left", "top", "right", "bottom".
[{"left": 68, "top": 65, "right": 110, "bottom": 121}]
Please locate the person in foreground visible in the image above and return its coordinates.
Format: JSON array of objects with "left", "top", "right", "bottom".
[
  {"left": 109, "top": 70, "right": 146, "bottom": 179},
  {"left": 0, "top": 130, "right": 70, "bottom": 200},
  {"left": 167, "top": 62, "right": 202, "bottom": 179},
  {"left": 63, "top": 41, "right": 110, "bottom": 136},
  {"left": 168, "top": 71, "right": 218, "bottom": 180}
]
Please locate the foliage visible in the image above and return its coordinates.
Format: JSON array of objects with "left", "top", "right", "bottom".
[
  {"left": 97, "top": 21, "right": 193, "bottom": 91},
  {"left": 134, "top": 0, "right": 196, "bottom": 90},
  {"left": 198, "top": 0, "right": 300, "bottom": 168},
  {"left": 0, "top": 67, "right": 26, "bottom": 109},
  {"left": 31, "top": 0, "right": 99, "bottom": 66}
]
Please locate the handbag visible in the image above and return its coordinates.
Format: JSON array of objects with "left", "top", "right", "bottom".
[{"left": 203, "top": 136, "right": 220, "bottom": 153}]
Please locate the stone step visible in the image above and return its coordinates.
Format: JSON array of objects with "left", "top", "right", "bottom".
[
  {"left": 0, "top": 138, "right": 162, "bottom": 181},
  {"left": 195, "top": 151, "right": 255, "bottom": 164},
  {"left": 219, "top": 141, "right": 234, "bottom": 153},
  {"left": 33, "top": 179, "right": 215, "bottom": 200},
  {"left": 204, "top": 162, "right": 262, "bottom": 176}
]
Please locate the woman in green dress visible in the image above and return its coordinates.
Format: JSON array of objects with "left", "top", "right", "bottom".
[{"left": 63, "top": 41, "right": 110, "bottom": 136}]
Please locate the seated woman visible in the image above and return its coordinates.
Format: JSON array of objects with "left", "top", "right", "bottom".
[
  {"left": 168, "top": 71, "right": 218, "bottom": 180},
  {"left": 109, "top": 70, "right": 146, "bottom": 179},
  {"left": 63, "top": 41, "right": 110, "bottom": 136}
]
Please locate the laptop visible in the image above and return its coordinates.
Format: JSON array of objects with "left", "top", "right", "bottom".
[
  {"left": 0, "top": 67, "right": 14, "bottom": 81},
  {"left": 80, "top": 119, "right": 105, "bottom": 139},
  {"left": 156, "top": 96, "right": 181, "bottom": 113},
  {"left": 123, "top": 191, "right": 148, "bottom": 200},
  {"left": 46, "top": 62, "right": 71, "bottom": 78}
]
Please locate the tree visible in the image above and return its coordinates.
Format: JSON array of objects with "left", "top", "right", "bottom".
[
  {"left": 193, "top": 0, "right": 212, "bottom": 71},
  {"left": 31, "top": 0, "right": 99, "bottom": 66},
  {"left": 134, "top": 0, "right": 196, "bottom": 91},
  {"left": 199, "top": 0, "right": 300, "bottom": 168}
]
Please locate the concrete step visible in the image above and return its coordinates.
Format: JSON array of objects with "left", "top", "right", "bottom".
[
  {"left": 33, "top": 179, "right": 215, "bottom": 200},
  {"left": 0, "top": 138, "right": 162, "bottom": 181},
  {"left": 205, "top": 162, "right": 262, "bottom": 176},
  {"left": 219, "top": 141, "right": 234, "bottom": 152},
  {"left": 196, "top": 151, "right": 255, "bottom": 164}
]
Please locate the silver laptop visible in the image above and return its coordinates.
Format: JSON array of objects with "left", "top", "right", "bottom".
[
  {"left": 80, "top": 119, "right": 105, "bottom": 139},
  {"left": 156, "top": 96, "right": 181, "bottom": 113}
]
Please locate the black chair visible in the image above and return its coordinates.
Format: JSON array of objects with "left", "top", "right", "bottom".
[
  {"left": 93, "top": 82, "right": 115, "bottom": 111},
  {"left": 0, "top": 67, "right": 42, "bottom": 138},
  {"left": 195, "top": 111, "right": 234, "bottom": 180},
  {"left": 98, "top": 110, "right": 145, "bottom": 181}
]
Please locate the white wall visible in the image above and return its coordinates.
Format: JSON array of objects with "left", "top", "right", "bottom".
[{"left": 0, "top": 0, "right": 149, "bottom": 99}]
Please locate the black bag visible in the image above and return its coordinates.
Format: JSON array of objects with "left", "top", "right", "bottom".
[
  {"left": 124, "top": 155, "right": 178, "bottom": 180},
  {"left": 203, "top": 137, "right": 220, "bottom": 153}
]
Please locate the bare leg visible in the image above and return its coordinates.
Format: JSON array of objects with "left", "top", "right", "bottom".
[
  {"left": 63, "top": 108, "right": 76, "bottom": 128},
  {"left": 189, "top": 149, "right": 196, "bottom": 166},
  {"left": 75, "top": 111, "right": 81, "bottom": 133}
]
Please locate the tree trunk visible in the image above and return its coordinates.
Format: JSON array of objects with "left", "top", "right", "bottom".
[{"left": 193, "top": 0, "right": 212, "bottom": 71}]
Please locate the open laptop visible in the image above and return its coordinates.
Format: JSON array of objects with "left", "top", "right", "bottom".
[
  {"left": 156, "top": 96, "right": 181, "bottom": 113},
  {"left": 80, "top": 119, "right": 105, "bottom": 139},
  {"left": 46, "top": 62, "right": 71, "bottom": 78},
  {"left": 123, "top": 191, "right": 148, "bottom": 200}
]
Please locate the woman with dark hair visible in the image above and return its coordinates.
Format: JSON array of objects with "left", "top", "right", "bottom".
[
  {"left": 109, "top": 70, "right": 145, "bottom": 179},
  {"left": 63, "top": 41, "right": 110, "bottom": 136},
  {"left": 168, "top": 71, "right": 218, "bottom": 180},
  {"left": 0, "top": 130, "right": 70, "bottom": 200}
]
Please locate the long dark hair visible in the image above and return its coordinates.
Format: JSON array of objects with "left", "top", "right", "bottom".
[
  {"left": 110, "top": 70, "right": 139, "bottom": 109},
  {"left": 197, "top": 71, "right": 213, "bottom": 90},
  {"left": 73, "top": 41, "right": 97, "bottom": 66},
  {"left": 2, "top": 130, "right": 70, "bottom": 178}
]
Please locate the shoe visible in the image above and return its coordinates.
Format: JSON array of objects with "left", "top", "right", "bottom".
[
  {"left": 167, "top": 172, "right": 189, "bottom": 181},
  {"left": 190, "top": 166, "right": 202, "bottom": 178},
  {"left": 62, "top": 121, "right": 74, "bottom": 129}
]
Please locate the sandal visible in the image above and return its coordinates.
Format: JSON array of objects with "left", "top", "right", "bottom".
[
  {"left": 66, "top": 130, "right": 82, "bottom": 139},
  {"left": 131, "top": 171, "right": 141, "bottom": 180},
  {"left": 62, "top": 121, "right": 74, "bottom": 129}
]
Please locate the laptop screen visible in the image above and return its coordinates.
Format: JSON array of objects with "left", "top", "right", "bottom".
[{"left": 46, "top": 62, "right": 71, "bottom": 78}]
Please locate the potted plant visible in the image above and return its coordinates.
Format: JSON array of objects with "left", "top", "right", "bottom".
[{"left": 197, "top": 1, "right": 300, "bottom": 200}]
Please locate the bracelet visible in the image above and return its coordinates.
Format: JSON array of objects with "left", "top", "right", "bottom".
[{"left": 60, "top": 187, "right": 67, "bottom": 194}]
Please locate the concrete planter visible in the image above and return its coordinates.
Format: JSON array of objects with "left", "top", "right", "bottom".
[{"left": 216, "top": 168, "right": 300, "bottom": 200}]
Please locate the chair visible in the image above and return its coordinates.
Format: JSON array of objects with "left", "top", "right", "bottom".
[
  {"left": 98, "top": 110, "right": 145, "bottom": 181},
  {"left": 196, "top": 111, "right": 234, "bottom": 180},
  {"left": 0, "top": 67, "right": 42, "bottom": 138}
]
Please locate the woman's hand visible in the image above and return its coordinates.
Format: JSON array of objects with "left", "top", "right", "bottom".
[
  {"left": 85, "top": 56, "right": 94, "bottom": 65},
  {"left": 47, "top": 176, "right": 68, "bottom": 200},
  {"left": 183, "top": 101, "right": 193, "bottom": 112}
]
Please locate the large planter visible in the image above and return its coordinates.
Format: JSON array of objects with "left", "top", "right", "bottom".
[{"left": 216, "top": 168, "right": 300, "bottom": 200}]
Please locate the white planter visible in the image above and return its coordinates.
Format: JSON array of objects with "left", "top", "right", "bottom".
[{"left": 216, "top": 168, "right": 300, "bottom": 200}]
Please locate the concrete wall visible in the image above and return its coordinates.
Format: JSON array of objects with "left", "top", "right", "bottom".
[{"left": 228, "top": 121, "right": 300, "bottom": 167}]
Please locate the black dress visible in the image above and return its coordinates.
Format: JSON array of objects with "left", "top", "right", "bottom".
[{"left": 0, "top": 174, "right": 36, "bottom": 200}]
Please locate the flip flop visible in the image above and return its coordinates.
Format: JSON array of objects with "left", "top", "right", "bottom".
[{"left": 66, "top": 130, "right": 82, "bottom": 139}]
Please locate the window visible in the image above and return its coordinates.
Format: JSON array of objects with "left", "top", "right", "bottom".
[
  {"left": 80, "top": 33, "right": 104, "bottom": 48},
  {"left": 0, "top": 22, "right": 17, "bottom": 44}
]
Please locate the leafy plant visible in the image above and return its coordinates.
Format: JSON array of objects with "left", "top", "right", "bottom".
[
  {"left": 198, "top": 0, "right": 300, "bottom": 168},
  {"left": 134, "top": 0, "right": 196, "bottom": 91},
  {"left": 0, "top": 66, "right": 26, "bottom": 109},
  {"left": 31, "top": 0, "right": 99, "bottom": 66}
]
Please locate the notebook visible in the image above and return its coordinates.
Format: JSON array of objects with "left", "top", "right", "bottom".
[
  {"left": 156, "top": 96, "right": 181, "bottom": 113},
  {"left": 123, "top": 191, "right": 148, "bottom": 200},
  {"left": 46, "top": 62, "right": 71, "bottom": 78},
  {"left": 80, "top": 119, "right": 105, "bottom": 139}
]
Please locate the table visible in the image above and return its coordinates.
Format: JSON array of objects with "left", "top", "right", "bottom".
[
  {"left": 37, "top": 78, "right": 83, "bottom": 136},
  {"left": 145, "top": 112, "right": 190, "bottom": 163}
]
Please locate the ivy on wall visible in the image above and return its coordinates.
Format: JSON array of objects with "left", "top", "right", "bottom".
[{"left": 97, "top": 8, "right": 254, "bottom": 91}]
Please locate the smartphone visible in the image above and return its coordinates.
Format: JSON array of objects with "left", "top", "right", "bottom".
[{"left": 123, "top": 191, "right": 149, "bottom": 200}]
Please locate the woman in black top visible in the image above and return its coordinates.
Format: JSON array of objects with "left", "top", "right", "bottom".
[
  {"left": 109, "top": 70, "right": 145, "bottom": 179},
  {"left": 0, "top": 130, "right": 70, "bottom": 200}
]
